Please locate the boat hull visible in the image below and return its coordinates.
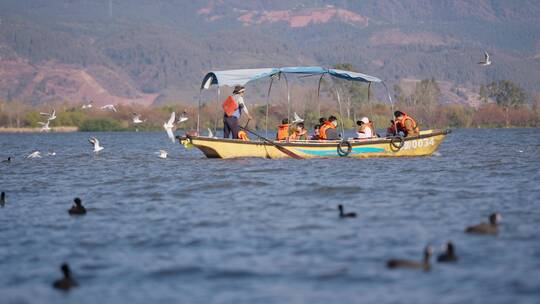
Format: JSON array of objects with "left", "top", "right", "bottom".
[{"left": 179, "top": 129, "right": 450, "bottom": 159}]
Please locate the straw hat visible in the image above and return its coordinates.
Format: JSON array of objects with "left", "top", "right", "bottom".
[{"left": 233, "top": 85, "right": 246, "bottom": 94}]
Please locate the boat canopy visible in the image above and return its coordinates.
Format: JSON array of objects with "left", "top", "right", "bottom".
[{"left": 201, "top": 66, "right": 381, "bottom": 89}]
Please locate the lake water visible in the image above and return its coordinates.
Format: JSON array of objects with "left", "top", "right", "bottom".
[{"left": 1, "top": 129, "right": 539, "bottom": 304}]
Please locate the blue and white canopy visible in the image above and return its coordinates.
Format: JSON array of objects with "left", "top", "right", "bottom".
[{"left": 201, "top": 66, "right": 381, "bottom": 89}]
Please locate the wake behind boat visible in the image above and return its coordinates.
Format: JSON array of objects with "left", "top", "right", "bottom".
[{"left": 178, "top": 66, "right": 450, "bottom": 159}]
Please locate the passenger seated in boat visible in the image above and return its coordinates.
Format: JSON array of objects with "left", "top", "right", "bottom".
[
  {"left": 238, "top": 130, "right": 249, "bottom": 141},
  {"left": 276, "top": 119, "right": 290, "bottom": 141},
  {"left": 319, "top": 116, "right": 339, "bottom": 140},
  {"left": 289, "top": 122, "right": 308, "bottom": 140},
  {"left": 386, "top": 120, "right": 397, "bottom": 137},
  {"left": 356, "top": 117, "right": 375, "bottom": 139},
  {"left": 394, "top": 111, "right": 420, "bottom": 137},
  {"left": 311, "top": 124, "right": 321, "bottom": 140}
]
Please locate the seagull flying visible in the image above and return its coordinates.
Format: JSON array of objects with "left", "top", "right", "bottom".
[
  {"left": 88, "top": 137, "right": 104, "bottom": 153},
  {"left": 100, "top": 104, "right": 117, "bottom": 112},
  {"left": 163, "top": 112, "right": 176, "bottom": 142},
  {"left": 40, "top": 109, "right": 56, "bottom": 121},
  {"left": 478, "top": 52, "right": 492, "bottom": 66},
  {"left": 207, "top": 128, "right": 214, "bottom": 138},
  {"left": 38, "top": 120, "right": 51, "bottom": 132},
  {"left": 293, "top": 112, "right": 304, "bottom": 124},
  {"left": 82, "top": 101, "right": 93, "bottom": 109},
  {"left": 157, "top": 150, "right": 168, "bottom": 159},
  {"left": 27, "top": 151, "right": 41, "bottom": 158},
  {"left": 177, "top": 110, "right": 188, "bottom": 124},
  {"left": 132, "top": 113, "right": 144, "bottom": 124}
]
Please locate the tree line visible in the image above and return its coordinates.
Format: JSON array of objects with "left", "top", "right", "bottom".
[{"left": 1, "top": 74, "right": 539, "bottom": 132}]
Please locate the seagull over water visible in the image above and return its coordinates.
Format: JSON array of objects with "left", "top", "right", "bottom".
[
  {"left": 40, "top": 109, "right": 56, "bottom": 121},
  {"left": 157, "top": 150, "right": 168, "bottom": 159},
  {"left": 478, "top": 51, "right": 492, "bottom": 66},
  {"left": 38, "top": 120, "right": 51, "bottom": 132},
  {"left": 293, "top": 112, "right": 304, "bottom": 124},
  {"left": 88, "top": 137, "right": 104, "bottom": 153},
  {"left": 27, "top": 151, "right": 42, "bottom": 158},
  {"left": 132, "top": 113, "right": 144, "bottom": 124},
  {"left": 177, "top": 110, "right": 188, "bottom": 124},
  {"left": 164, "top": 112, "right": 176, "bottom": 142},
  {"left": 100, "top": 104, "right": 117, "bottom": 112}
]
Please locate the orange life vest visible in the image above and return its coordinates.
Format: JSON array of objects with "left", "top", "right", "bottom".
[
  {"left": 289, "top": 129, "right": 307, "bottom": 140},
  {"left": 396, "top": 113, "right": 419, "bottom": 135},
  {"left": 276, "top": 124, "right": 290, "bottom": 140},
  {"left": 238, "top": 130, "right": 249, "bottom": 141},
  {"left": 319, "top": 121, "right": 335, "bottom": 140},
  {"left": 222, "top": 96, "right": 238, "bottom": 117}
]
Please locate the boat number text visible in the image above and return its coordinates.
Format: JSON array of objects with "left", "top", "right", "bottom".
[{"left": 402, "top": 138, "right": 435, "bottom": 150}]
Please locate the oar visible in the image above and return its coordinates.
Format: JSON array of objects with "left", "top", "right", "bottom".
[{"left": 239, "top": 125, "right": 304, "bottom": 160}]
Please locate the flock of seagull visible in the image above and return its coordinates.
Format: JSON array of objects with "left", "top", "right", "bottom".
[{"left": 27, "top": 103, "right": 191, "bottom": 159}]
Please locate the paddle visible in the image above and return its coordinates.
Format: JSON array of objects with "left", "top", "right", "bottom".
[{"left": 239, "top": 124, "right": 304, "bottom": 160}]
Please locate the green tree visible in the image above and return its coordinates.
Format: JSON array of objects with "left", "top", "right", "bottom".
[{"left": 486, "top": 80, "right": 527, "bottom": 108}]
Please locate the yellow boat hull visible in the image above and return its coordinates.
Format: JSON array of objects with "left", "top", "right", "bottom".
[{"left": 179, "top": 129, "right": 450, "bottom": 159}]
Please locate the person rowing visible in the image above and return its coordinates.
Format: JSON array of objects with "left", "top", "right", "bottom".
[{"left": 222, "top": 85, "right": 253, "bottom": 139}]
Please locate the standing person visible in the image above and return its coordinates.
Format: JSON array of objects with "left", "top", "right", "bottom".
[
  {"left": 394, "top": 111, "right": 419, "bottom": 137},
  {"left": 222, "top": 85, "right": 253, "bottom": 139}
]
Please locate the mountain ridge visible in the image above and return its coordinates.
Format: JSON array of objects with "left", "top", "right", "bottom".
[{"left": 0, "top": 0, "right": 539, "bottom": 106}]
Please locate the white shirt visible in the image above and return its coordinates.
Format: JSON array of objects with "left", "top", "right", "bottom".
[
  {"left": 356, "top": 126, "right": 373, "bottom": 139},
  {"left": 232, "top": 94, "right": 249, "bottom": 118}
]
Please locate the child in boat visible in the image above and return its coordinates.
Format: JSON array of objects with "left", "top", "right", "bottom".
[
  {"left": 289, "top": 122, "right": 308, "bottom": 140},
  {"left": 238, "top": 130, "right": 249, "bottom": 141},
  {"left": 276, "top": 119, "right": 290, "bottom": 140},
  {"left": 311, "top": 124, "right": 321, "bottom": 140},
  {"left": 356, "top": 117, "right": 375, "bottom": 139},
  {"left": 386, "top": 120, "right": 397, "bottom": 137}
]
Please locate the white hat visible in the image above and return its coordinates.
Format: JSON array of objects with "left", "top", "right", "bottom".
[{"left": 360, "top": 117, "right": 369, "bottom": 124}]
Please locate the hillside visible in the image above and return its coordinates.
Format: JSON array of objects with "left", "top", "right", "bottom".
[{"left": 0, "top": 0, "right": 539, "bottom": 107}]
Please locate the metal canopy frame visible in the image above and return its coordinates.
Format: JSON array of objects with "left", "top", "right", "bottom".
[{"left": 197, "top": 67, "right": 390, "bottom": 135}]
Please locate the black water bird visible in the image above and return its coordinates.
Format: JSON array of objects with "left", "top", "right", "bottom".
[
  {"left": 0, "top": 192, "right": 5, "bottom": 207},
  {"left": 465, "top": 213, "right": 501, "bottom": 235},
  {"left": 437, "top": 242, "right": 458, "bottom": 263},
  {"left": 387, "top": 246, "right": 432, "bottom": 271},
  {"left": 52, "top": 263, "right": 78, "bottom": 291},
  {"left": 1, "top": 157, "right": 11, "bottom": 163},
  {"left": 68, "top": 198, "right": 86, "bottom": 215},
  {"left": 338, "top": 204, "right": 356, "bottom": 218}
]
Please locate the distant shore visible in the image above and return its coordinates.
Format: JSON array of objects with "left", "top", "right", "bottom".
[{"left": 0, "top": 126, "right": 79, "bottom": 133}]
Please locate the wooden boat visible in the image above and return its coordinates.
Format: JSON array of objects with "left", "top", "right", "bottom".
[
  {"left": 179, "top": 129, "right": 449, "bottom": 159},
  {"left": 181, "top": 66, "right": 450, "bottom": 159}
]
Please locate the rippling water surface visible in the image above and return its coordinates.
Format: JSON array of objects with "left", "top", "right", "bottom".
[{"left": 1, "top": 129, "right": 539, "bottom": 304}]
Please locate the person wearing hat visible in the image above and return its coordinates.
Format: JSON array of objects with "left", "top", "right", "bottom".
[
  {"left": 356, "top": 117, "right": 375, "bottom": 139},
  {"left": 222, "top": 85, "right": 253, "bottom": 139}
]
